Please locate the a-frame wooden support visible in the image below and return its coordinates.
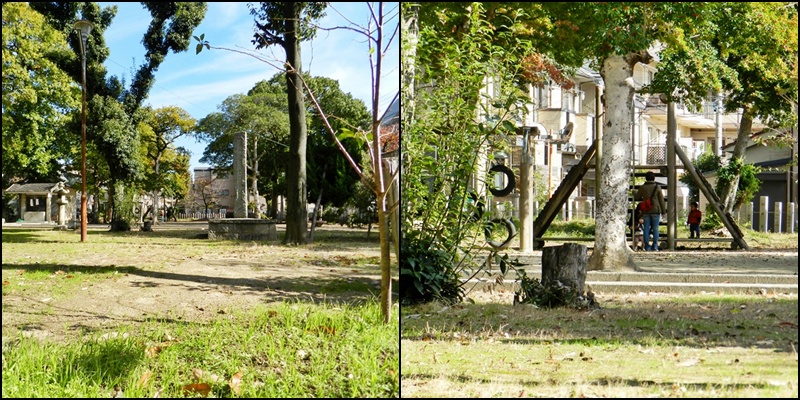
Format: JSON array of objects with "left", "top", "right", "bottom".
[
  {"left": 532, "top": 139, "right": 597, "bottom": 249},
  {"left": 529, "top": 138, "right": 748, "bottom": 251},
  {"left": 673, "top": 140, "right": 749, "bottom": 250}
]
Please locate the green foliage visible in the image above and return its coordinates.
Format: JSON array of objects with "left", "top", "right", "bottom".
[
  {"left": 700, "top": 205, "right": 723, "bottom": 231},
  {"left": 717, "top": 158, "right": 762, "bottom": 211},
  {"left": 123, "top": 3, "right": 207, "bottom": 115},
  {"left": 403, "top": 2, "right": 535, "bottom": 260},
  {"left": 110, "top": 182, "right": 137, "bottom": 232},
  {"left": 2, "top": 2, "right": 79, "bottom": 183},
  {"left": 544, "top": 219, "right": 596, "bottom": 238},
  {"left": 400, "top": 236, "right": 463, "bottom": 306},
  {"left": 248, "top": 2, "right": 327, "bottom": 48},
  {"left": 88, "top": 96, "right": 142, "bottom": 183},
  {"left": 680, "top": 151, "right": 721, "bottom": 203}
]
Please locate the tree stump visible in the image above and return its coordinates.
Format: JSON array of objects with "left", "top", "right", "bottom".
[{"left": 541, "top": 243, "right": 587, "bottom": 298}]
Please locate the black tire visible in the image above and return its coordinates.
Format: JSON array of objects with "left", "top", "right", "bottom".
[
  {"left": 485, "top": 218, "right": 517, "bottom": 249},
  {"left": 468, "top": 191, "right": 485, "bottom": 222},
  {"left": 488, "top": 164, "right": 516, "bottom": 197}
]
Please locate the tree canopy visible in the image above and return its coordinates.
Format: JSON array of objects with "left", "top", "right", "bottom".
[{"left": 2, "top": 2, "right": 80, "bottom": 185}]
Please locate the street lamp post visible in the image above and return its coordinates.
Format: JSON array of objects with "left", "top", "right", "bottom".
[{"left": 74, "top": 20, "right": 92, "bottom": 242}]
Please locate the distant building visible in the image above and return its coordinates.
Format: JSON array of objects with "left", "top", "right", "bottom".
[
  {"left": 4, "top": 182, "right": 76, "bottom": 225},
  {"left": 187, "top": 167, "right": 234, "bottom": 216}
]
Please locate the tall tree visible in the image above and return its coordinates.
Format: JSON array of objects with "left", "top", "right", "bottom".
[
  {"left": 537, "top": 2, "right": 719, "bottom": 271},
  {"left": 249, "top": 2, "right": 327, "bottom": 245},
  {"left": 87, "top": 95, "right": 142, "bottom": 230},
  {"left": 2, "top": 2, "right": 79, "bottom": 190},
  {"left": 706, "top": 3, "right": 797, "bottom": 214},
  {"left": 196, "top": 83, "right": 290, "bottom": 218},
  {"left": 303, "top": 75, "right": 371, "bottom": 208},
  {"left": 139, "top": 106, "right": 196, "bottom": 223}
]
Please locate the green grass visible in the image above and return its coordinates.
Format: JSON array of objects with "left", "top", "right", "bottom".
[
  {"left": 401, "top": 293, "right": 798, "bottom": 398},
  {"left": 3, "top": 301, "right": 399, "bottom": 398},
  {"left": 541, "top": 218, "right": 798, "bottom": 249},
  {"left": 2, "top": 226, "right": 398, "bottom": 397}
]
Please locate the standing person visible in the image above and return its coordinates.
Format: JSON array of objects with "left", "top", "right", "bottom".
[
  {"left": 687, "top": 201, "right": 702, "bottom": 238},
  {"left": 635, "top": 171, "right": 666, "bottom": 251}
]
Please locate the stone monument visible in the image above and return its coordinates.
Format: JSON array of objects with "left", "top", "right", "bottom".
[{"left": 208, "top": 131, "right": 277, "bottom": 241}]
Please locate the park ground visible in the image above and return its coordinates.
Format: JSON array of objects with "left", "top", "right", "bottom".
[
  {"left": 401, "top": 235, "right": 798, "bottom": 398},
  {"left": 2, "top": 222, "right": 399, "bottom": 397}
]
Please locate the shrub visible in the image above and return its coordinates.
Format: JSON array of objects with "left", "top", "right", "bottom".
[{"left": 400, "top": 237, "right": 463, "bottom": 306}]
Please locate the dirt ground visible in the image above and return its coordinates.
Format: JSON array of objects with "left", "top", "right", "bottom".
[{"left": 1, "top": 224, "right": 396, "bottom": 343}]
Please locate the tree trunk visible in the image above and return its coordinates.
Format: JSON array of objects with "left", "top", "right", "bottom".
[
  {"left": 377, "top": 191, "right": 392, "bottom": 323},
  {"left": 542, "top": 243, "right": 587, "bottom": 295},
  {"left": 587, "top": 54, "right": 638, "bottom": 272},
  {"left": 251, "top": 137, "right": 259, "bottom": 219},
  {"left": 401, "top": 3, "right": 418, "bottom": 126},
  {"left": 718, "top": 110, "right": 753, "bottom": 215},
  {"left": 282, "top": 2, "right": 308, "bottom": 245},
  {"left": 308, "top": 171, "right": 325, "bottom": 243},
  {"left": 153, "top": 158, "right": 160, "bottom": 224}
]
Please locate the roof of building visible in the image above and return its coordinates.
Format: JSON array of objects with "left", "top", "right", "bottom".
[
  {"left": 4, "top": 182, "right": 70, "bottom": 194},
  {"left": 379, "top": 93, "right": 400, "bottom": 155}
]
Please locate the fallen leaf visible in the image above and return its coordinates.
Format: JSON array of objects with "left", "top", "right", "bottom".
[
  {"left": 268, "top": 310, "right": 278, "bottom": 317},
  {"left": 229, "top": 371, "right": 243, "bottom": 395},
  {"left": 145, "top": 346, "right": 161, "bottom": 358},
  {"left": 55, "top": 270, "right": 65, "bottom": 275},
  {"left": 3, "top": 281, "right": 9, "bottom": 286},
  {"left": 138, "top": 370, "right": 153, "bottom": 387},
  {"left": 778, "top": 321, "right": 798, "bottom": 328},
  {"left": 182, "top": 383, "right": 212, "bottom": 397}
]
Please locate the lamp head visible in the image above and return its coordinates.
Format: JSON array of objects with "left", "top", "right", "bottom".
[{"left": 73, "top": 20, "right": 93, "bottom": 52}]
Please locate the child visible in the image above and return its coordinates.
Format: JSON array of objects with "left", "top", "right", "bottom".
[
  {"left": 687, "top": 201, "right": 702, "bottom": 238},
  {"left": 634, "top": 216, "right": 645, "bottom": 251}
]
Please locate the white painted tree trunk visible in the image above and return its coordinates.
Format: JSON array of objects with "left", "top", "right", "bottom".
[{"left": 588, "top": 54, "right": 637, "bottom": 271}]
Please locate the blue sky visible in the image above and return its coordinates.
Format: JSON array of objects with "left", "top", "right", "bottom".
[{"left": 98, "top": 2, "right": 399, "bottom": 171}]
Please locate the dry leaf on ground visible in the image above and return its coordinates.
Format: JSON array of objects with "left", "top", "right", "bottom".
[
  {"left": 182, "top": 383, "right": 212, "bottom": 397},
  {"left": 229, "top": 371, "right": 243, "bottom": 395}
]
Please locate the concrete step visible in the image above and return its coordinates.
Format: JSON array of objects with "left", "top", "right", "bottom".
[
  {"left": 472, "top": 271, "right": 798, "bottom": 285},
  {"left": 463, "top": 279, "right": 798, "bottom": 295}
]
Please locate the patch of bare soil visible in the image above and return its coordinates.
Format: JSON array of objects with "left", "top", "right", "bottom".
[{"left": 2, "top": 225, "right": 395, "bottom": 343}]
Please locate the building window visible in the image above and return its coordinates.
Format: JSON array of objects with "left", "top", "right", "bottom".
[
  {"left": 27, "top": 196, "right": 47, "bottom": 211},
  {"left": 219, "top": 189, "right": 229, "bottom": 196}
]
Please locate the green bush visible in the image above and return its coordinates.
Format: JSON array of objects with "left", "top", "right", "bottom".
[{"left": 400, "top": 237, "right": 463, "bottom": 306}]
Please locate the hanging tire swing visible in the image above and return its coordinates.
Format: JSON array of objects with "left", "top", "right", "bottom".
[
  {"left": 489, "top": 164, "right": 516, "bottom": 197},
  {"left": 484, "top": 218, "right": 517, "bottom": 249}
]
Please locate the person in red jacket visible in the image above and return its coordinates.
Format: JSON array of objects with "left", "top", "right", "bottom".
[{"left": 687, "top": 201, "right": 702, "bottom": 239}]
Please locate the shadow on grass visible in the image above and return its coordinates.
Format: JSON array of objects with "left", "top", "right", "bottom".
[
  {"left": 2, "top": 230, "right": 64, "bottom": 243},
  {"left": 4, "top": 262, "right": 395, "bottom": 307}
]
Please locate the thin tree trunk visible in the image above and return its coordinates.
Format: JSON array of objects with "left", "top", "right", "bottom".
[
  {"left": 587, "top": 54, "right": 638, "bottom": 272},
  {"left": 282, "top": 2, "right": 308, "bottom": 245},
  {"left": 309, "top": 171, "right": 325, "bottom": 243},
  {"left": 153, "top": 158, "right": 160, "bottom": 224},
  {"left": 718, "top": 109, "right": 753, "bottom": 215}
]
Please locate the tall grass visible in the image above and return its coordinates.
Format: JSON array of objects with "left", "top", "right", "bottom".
[{"left": 2, "top": 301, "right": 399, "bottom": 398}]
